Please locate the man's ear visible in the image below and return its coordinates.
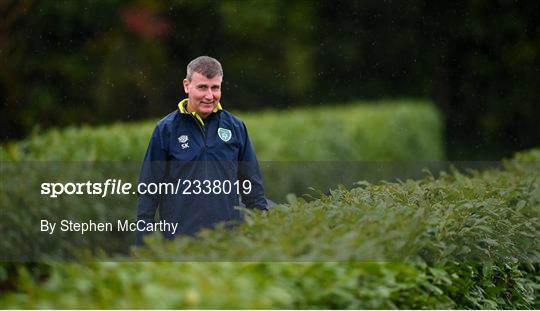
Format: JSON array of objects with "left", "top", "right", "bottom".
[{"left": 182, "top": 79, "right": 189, "bottom": 94}]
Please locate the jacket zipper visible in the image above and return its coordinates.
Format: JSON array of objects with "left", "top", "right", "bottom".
[
  {"left": 191, "top": 115, "right": 208, "bottom": 147},
  {"left": 191, "top": 115, "right": 209, "bottom": 179}
]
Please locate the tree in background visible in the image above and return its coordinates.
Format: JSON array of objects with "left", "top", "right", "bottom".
[{"left": 1, "top": 0, "right": 539, "bottom": 159}]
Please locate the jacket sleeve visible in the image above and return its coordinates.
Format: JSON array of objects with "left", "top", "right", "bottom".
[
  {"left": 237, "top": 122, "right": 268, "bottom": 210},
  {"left": 135, "top": 124, "right": 169, "bottom": 245}
]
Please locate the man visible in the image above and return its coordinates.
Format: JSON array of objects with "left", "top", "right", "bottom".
[{"left": 136, "top": 56, "right": 267, "bottom": 245}]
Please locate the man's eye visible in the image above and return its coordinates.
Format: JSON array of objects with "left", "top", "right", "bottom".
[{"left": 212, "top": 86, "right": 220, "bottom": 91}]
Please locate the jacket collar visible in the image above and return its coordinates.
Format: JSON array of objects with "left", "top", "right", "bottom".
[{"left": 178, "top": 98, "right": 222, "bottom": 126}]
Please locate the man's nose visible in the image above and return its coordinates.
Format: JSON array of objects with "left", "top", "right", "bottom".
[{"left": 205, "top": 89, "right": 213, "bottom": 99}]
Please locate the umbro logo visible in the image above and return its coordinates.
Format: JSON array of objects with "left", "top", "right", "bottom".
[
  {"left": 178, "top": 135, "right": 189, "bottom": 143},
  {"left": 178, "top": 135, "right": 190, "bottom": 149}
]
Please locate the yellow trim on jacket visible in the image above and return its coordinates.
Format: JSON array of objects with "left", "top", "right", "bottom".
[{"left": 178, "top": 98, "right": 222, "bottom": 126}]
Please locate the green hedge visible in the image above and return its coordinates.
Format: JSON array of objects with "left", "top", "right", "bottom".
[
  {"left": 1, "top": 99, "right": 443, "bottom": 161},
  {"left": 2, "top": 149, "right": 538, "bottom": 309},
  {"left": 0, "top": 100, "right": 443, "bottom": 262},
  {"left": 245, "top": 100, "right": 443, "bottom": 160}
]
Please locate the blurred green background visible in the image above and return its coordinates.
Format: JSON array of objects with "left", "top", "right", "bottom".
[
  {"left": 2, "top": 0, "right": 539, "bottom": 159},
  {"left": 1, "top": 2, "right": 540, "bottom": 308}
]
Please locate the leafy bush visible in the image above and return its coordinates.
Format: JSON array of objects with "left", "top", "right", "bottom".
[
  {"left": 2, "top": 149, "right": 538, "bottom": 309},
  {"left": 1, "top": 100, "right": 443, "bottom": 161},
  {"left": 511, "top": 147, "right": 540, "bottom": 161},
  {"left": 131, "top": 159, "right": 539, "bottom": 264},
  {"left": 244, "top": 100, "right": 443, "bottom": 161},
  {"left": 0, "top": 100, "right": 444, "bottom": 260}
]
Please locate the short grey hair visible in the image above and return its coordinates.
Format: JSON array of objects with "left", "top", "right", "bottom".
[{"left": 186, "top": 56, "right": 223, "bottom": 81}]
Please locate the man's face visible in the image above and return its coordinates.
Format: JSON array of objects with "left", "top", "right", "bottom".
[{"left": 183, "top": 72, "right": 222, "bottom": 119}]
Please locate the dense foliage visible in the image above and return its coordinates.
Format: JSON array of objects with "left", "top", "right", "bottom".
[
  {"left": 1, "top": 101, "right": 538, "bottom": 308},
  {"left": 1, "top": 149, "right": 538, "bottom": 309},
  {"left": 2, "top": 1, "right": 539, "bottom": 158},
  {"left": 1, "top": 100, "right": 443, "bottom": 161},
  {"left": 0, "top": 101, "right": 443, "bottom": 262}
]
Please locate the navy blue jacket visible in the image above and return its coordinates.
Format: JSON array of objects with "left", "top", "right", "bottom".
[{"left": 136, "top": 100, "right": 267, "bottom": 244}]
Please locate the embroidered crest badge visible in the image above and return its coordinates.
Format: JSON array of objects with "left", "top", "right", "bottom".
[{"left": 217, "top": 128, "right": 232, "bottom": 142}]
